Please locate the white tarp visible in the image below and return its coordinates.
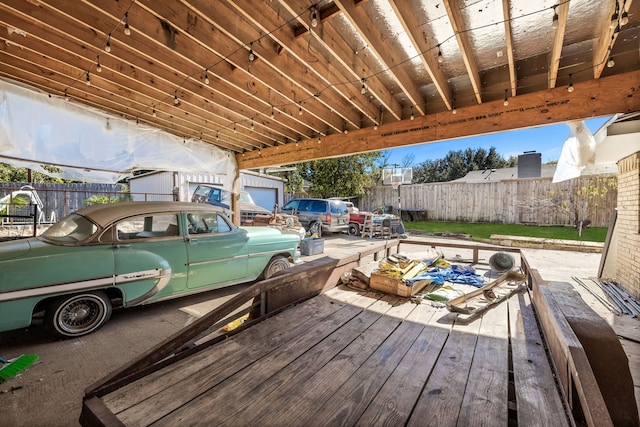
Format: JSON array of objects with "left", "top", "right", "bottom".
[
  {"left": 552, "top": 121, "right": 596, "bottom": 183},
  {"left": 0, "top": 78, "right": 236, "bottom": 187}
]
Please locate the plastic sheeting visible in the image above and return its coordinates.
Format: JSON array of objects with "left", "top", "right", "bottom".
[
  {"left": 0, "top": 79, "right": 236, "bottom": 186},
  {"left": 552, "top": 121, "right": 596, "bottom": 183}
]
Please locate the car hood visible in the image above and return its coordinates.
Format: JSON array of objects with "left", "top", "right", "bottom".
[{"left": 0, "top": 237, "right": 37, "bottom": 261}]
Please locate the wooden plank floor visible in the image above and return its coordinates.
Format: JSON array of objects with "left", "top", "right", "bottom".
[{"left": 100, "top": 285, "right": 570, "bottom": 426}]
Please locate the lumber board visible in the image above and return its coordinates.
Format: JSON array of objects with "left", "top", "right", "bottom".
[
  {"left": 215, "top": 300, "right": 394, "bottom": 425},
  {"left": 456, "top": 295, "right": 509, "bottom": 425},
  {"left": 237, "top": 296, "right": 418, "bottom": 426},
  {"left": 152, "top": 294, "right": 415, "bottom": 425},
  {"left": 305, "top": 302, "right": 435, "bottom": 425},
  {"left": 548, "top": 282, "right": 640, "bottom": 426},
  {"left": 356, "top": 304, "right": 452, "bottom": 425},
  {"left": 106, "top": 291, "right": 378, "bottom": 422},
  {"left": 508, "top": 291, "right": 569, "bottom": 426},
  {"left": 533, "top": 284, "right": 614, "bottom": 426},
  {"left": 406, "top": 313, "right": 483, "bottom": 426}
]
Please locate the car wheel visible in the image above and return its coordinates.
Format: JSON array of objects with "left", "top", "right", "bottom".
[
  {"left": 45, "top": 291, "right": 112, "bottom": 338},
  {"left": 262, "top": 255, "right": 291, "bottom": 279},
  {"left": 309, "top": 221, "right": 322, "bottom": 238},
  {"left": 347, "top": 223, "right": 360, "bottom": 236}
]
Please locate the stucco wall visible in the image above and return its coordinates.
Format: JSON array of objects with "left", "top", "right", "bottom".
[{"left": 616, "top": 152, "right": 640, "bottom": 297}]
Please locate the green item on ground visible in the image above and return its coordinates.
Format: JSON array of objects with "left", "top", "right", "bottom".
[{"left": 0, "top": 354, "right": 39, "bottom": 383}]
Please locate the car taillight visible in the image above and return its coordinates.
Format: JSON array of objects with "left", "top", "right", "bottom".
[{"left": 325, "top": 213, "right": 331, "bottom": 222}]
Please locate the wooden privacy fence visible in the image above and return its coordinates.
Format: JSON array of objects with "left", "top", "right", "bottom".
[{"left": 360, "top": 175, "right": 617, "bottom": 227}]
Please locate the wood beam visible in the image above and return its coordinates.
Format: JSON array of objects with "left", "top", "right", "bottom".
[
  {"left": 280, "top": 0, "right": 403, "bottom": 122},
  {"left": 388, "top": 0, "right": 453, "bottom": 111},
  {"left": 593, "top": 0, "right": 634, "bottom": 79},
  {"left": 225, "top": 0, "right": 379, "bottom": 129},
  {"left": 548, "top": 1, "right": 570, "bottom": 88},
  {"left": 333, "top": 0, "right": 427, "bottom": 116},
  {"left": 442, "top": 0, "right": 483, "bottom": 105},
  {"left": 501, "top": 0, "right": 517, "bottom": 97},
  {"left": 237, "top": 69, "right": 640, "bottom": 169}
]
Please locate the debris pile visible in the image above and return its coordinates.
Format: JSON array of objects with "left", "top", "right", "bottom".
[{"left": 573, "top": 277, "right": 640, "bottom": 317}]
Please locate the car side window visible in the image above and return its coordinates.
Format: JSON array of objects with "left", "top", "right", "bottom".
[
  {"left": 310, "top": 200, "right": 325, "bottom": 212},
  {"left": 331, "top": 202, "right": 348, "bottom": 214},
  {"left": 282, "top": 200, "right": 298, "bottom": 212},
  {"left": 115, "top": 214, "right": 179, "bottom": 240},
  {"left": 298, "top": 200, "right": 312, "bottom": 212},
  {"left": 187, "top": 213, "right": 232, "bottom": 235}
]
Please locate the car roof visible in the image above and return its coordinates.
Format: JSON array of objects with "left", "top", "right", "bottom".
[{"left": 75, "top": 201, "right": 226, "bottom": 228}]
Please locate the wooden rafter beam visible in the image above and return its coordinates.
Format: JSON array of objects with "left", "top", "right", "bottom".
[
  {"left": 237, "top": 69, "right": 640, "bottom": 169},
  {"left": 593, "top": 0, "right": 634, "bottom": 79},
  {"left": 442, "top": 0, "right": 482, "bottom": 105},
  {"left": 548, "top": 1, "right": 570, "bottom": 89},
  {"left": 388, "top": 0, "right": 453, "bottom": 111},
  {"left": 333, "top": 0, "right": 427, "bottom": 116},
  {"left": 226, "top": 0, "right": 379, "bottom": 129},
  {"left": 280, "top": 0, "right": 403, "bottom": 122},
  {"left": 502, "top": 0, "right": 517, "bottom": 97}
]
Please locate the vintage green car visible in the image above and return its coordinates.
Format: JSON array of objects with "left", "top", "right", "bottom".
[{"left": 0, "top": 201, "right": 301, "bottom": 338}]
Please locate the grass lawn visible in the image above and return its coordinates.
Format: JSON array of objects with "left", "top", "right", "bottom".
[{"left": 404, "top": 221, "right": 608, "bottom": 242}]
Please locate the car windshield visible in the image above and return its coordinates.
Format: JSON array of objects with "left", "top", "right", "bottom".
[{"left": 41, "top": 213, "right": 98, "bottom": 243}]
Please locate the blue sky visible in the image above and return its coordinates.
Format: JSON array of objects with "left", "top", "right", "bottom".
[{"left": 384, "top": 116, "right": 612, "bottom": 166}]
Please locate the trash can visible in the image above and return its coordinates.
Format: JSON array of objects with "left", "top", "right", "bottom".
[{"left": 300, "top": 238, "right": 324, "bottom": 256}]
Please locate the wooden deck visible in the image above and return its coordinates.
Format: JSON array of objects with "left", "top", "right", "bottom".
[{"left": 79, "top": 240, "right": 636, "bottom": 426}]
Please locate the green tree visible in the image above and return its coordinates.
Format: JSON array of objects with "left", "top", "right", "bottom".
[
  {"left": 277, "top": 152, "right": 382, "bottom": 197},
  {"left": 0, "top": 163, "right": 72, "bottom": 183},
  {"left": 412, "top": 146, "right": 515, "bottom": 183}
]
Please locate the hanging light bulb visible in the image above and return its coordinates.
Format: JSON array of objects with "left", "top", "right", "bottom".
[
  {"left": 452, "top": 100, "right": 457, "bottom": 114},
  {"left": 216, "top": 131, "right": 219, "bottom": 140},
  {"left": 567, "top": 74, "right": 574, "bottom": 92},
  {"left": 204, "top": 69, "right": 209, "bottom": 85},
  {"left": 124, "top": 12, "right": 131, "bottom": 36},
  {"left": 248, "top": 43, "right": 255, "bottom": 62},
  {"left": 96, "top": 62, "right": 102, "bottom": 73},
  {"left": 233, "top": 123, "right": 237, "bottom": 133},
  {"left": 271, "top": 106, "right": 275, "bottom": 119},
  {"left": 105, "top": 35, "right": 111, "bottom": 53},
  {"left": 174, "top": 92, "right": 179, "bottom": 104},
  {"left": 410, "top": 106, "right": 414, "bottom": 120},
  {"left": 360, "top": 78, "right": 367, "bottom": 94},
  {"left": 552, "top": 6, "right": 559, "bottom": 29},
  {"left": 152, "top": 108, "right": 157, "bottom": 118},
  {"left": 610, "top": 12, "right": 619, "bottom": 29},
  {"left": 620, "top": 11, "right": 629, "bottom": 26},
  {"left": 437, "top": 45, "right": 444, "bottom": 63},
  {"left": 85, "top": 70, "right": 91, "bottom": 85},
  {"left": 250, "top": 119, "right": 254, "bottom": 131},
  {"left": 298, "top": 105, "right": 303, "bottom": 116},
  {"left": 310, "top": 6, "right": 318, "bottom": 28},
  {"left": 607, "top": 56, "right": 615, "bottom": 68},
  {"left": 503, "top": 89, "right": 509, "bottom": 106}
]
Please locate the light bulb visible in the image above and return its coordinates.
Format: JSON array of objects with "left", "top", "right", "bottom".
[
  {"left": 311, "top": 8, "right": 318, "bottom": 28},
  {"left": 85, "top": 71, "right": 91, "bottom": 85},
  {"left": 248, "top": 50, "right": 255, "bottom": 62},
  {"left": 567, "top": 82, "right": 574, "bottom": 92},
  {"left": 299, "top": 106, "right": 303, "bottom": 116},
  {"left": 437, "top": 50, "right": 443, "bottom": 63},
  {"left": 96, "top": 62, "right": 102, "bottom": 72},
  {"left": 504, "top": 98, "right": 509, "bottom": 106},
  {"left": 124, "top": 24, "right": 131, "bottom": 36},
  {"left": 610, "top": 13, "right": 619, "bottom": 29},
  {"left": 621, "top": 11, "right": 629, "bottom": 26},
  {"left": 174, "top": 94, "right": 179, "bottom": 104},
  {"left": 152, "top": 109, "right": 157, "bottom": 117},
  {"left": 105, "top": 37, "right": 111, "bottom": 53},
  {"left": 607, "top": 57, "right": 615, "bottom": 68},
  {"left": 410, "top": 113, "right": 414, "bottom": 120}
]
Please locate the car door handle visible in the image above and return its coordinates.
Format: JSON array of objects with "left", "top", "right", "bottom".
[
  {"left": 187, "top": 238, "right": 198, "bottom": 243},
  {"left": 114, "top": 244, "right": 131, "bottom": 248}
]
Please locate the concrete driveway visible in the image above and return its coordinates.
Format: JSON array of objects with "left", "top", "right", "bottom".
[{"left": 0, "top": 234, "right": 612, "bottom": 426}]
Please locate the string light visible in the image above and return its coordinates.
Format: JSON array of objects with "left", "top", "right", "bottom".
[
  {"left": 204, "top": 69, "right": 209, "bottom": 85},
  {"left": 360, "top": 78, "right": 367, "bottom": 94},
  {"left": 503, "top": 89, "right": 509, "bottom": 106},
  {"left": 96, "top": 57, "right": 102, "bottom": 73},
  {"left": 437, "top": 45, "right": 443, "bottom": 63},
  {"left": 607, "top": 56, "right": 615, "bottom": 68},
  {"left": 85, "top": 70, "right": 91, "bottom": 86},
  {"left": 250, "top": 118, "right": 254, "bottom": 131},
  {"left": 298, "top": 104, "right": 303, "bottom": 116},
  {"left": 248, "top": 43, "right": 255, "bottom": 62},
  {"left": 271, "top": 106, "right": 275, "bottom": 119},
  {"left": 233, "top": 123, "right": 237, "bottom": 133},
  {"left": 152, "top": 108, "right": 157, "bottom": 117},
  {"left": 174, "top": 92, "right": 179, "bottom": 104},
  {"left": 105, "top": 35, "right": 111, "bottom": 53},
  {"left": 310, "top": 6, "right": 318, "bottom": 28},
  {"left": 552, "top": 6, "right": 559, "bottom": 29},
  {"left": 610, "top": 3, "right": 619, "bottom": 29},
  {"left": 410, "top": 106, "right": 414, "bottom": 120},
  {"left": 124, "top": 12, "right": 131, "bottom": 35},
  {"left": 452, "top": 99, "right": 457, "bottom": 114}
]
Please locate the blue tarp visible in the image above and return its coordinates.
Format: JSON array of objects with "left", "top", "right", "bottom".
[{"left": 407, "top": 264, "right": 485, "bottom": 287}]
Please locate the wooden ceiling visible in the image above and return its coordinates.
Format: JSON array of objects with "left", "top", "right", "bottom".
[{"left": 1, "top": 0, "right": 639, "bottom": 170}]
